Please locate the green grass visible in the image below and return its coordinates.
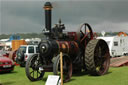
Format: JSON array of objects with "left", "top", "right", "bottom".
[{"left": 0, "top": 66, "right": 128, "bottom": 85}]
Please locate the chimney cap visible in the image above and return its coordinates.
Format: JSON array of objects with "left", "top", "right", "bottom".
[
  {"left": 44, "top": 2, "right": 52, "bottom": 7},
  {"left": 44, "top": 2, "right": 52, "bottom": 10}
]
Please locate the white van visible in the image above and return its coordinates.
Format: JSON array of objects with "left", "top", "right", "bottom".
[
  {"left": 97, "top": 36, "right": 128, "bottom": 57},
  {"left": 16, "top": 45, "right": 39, "bottom": 66}
]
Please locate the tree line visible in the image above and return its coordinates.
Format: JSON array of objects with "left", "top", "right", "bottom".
[
  {"left": 0, "top": 33, "right": 44, "bottom": 39},
  {"left": 0, "top": 32, "right": 127, "bottom": 40}
]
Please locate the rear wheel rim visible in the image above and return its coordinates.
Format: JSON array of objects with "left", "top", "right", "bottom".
[{"left": 94, "top": 43, "right": 110, "bottom": 75}]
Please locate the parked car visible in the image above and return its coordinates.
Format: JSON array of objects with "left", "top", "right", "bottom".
[
  {"left": 16, "top": 45, "right": 39, "bottom": 67},
  {"left": 0, "top": 56, "right": 15, "bottom": 72}
]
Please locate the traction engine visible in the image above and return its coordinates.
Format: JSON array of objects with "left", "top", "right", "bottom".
[{"left": 25, "top": 2, "right": 110, "bottom": 82}]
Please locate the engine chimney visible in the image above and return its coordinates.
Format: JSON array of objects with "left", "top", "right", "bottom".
[{"left": 44, "top": 2, "right": 52, "bottom": 33}]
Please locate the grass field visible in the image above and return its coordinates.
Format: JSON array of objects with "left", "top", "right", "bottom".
[{"left": 0, "top": 66, "right": 128, "bottom": 85}]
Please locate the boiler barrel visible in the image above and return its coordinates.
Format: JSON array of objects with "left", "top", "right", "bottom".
[
  {"left": 56, "top": 41, "right": 79, "bottom": 55},
  {"left": 39, "top": 40, "right": 79, "bottom": 57}
]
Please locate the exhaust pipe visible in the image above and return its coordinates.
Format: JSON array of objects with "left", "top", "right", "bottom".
[{"left": 44, "top": 2, "right": 52, "bottom": 33}]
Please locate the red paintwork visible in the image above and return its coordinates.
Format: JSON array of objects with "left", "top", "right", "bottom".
[
  {"left": 68, "top": 32, "right": 78, "bottom": 41},
  {"left": 3, "top": 53, "right": 9, "bottom": 58},
  {"left": 0, "top": 56, "right": 15, "bottom": 72},
  {"left": 0, "top": 57, "right": 12, "bottom": 62},
  {"left": 56, "top": 40, "right": 79, "bottom": 55}
]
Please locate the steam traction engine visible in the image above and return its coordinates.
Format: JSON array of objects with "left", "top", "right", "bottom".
[{"left": 25, "top": 2, "right": 110, "bottom": 82}]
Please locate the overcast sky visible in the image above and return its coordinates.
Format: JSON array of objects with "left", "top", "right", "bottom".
[{"left": 0, "top": 0, "right": 128, "bottom": 34}]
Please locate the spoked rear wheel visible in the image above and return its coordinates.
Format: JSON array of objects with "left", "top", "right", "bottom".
[
  {"left": 53, "top": 54, "right": 72, "bottom": 83},
  {"left": 85, "top": 39, "right": 110, "bottom": 75},
  {"left": 25, "top": 54, "right": 45, "bottom": 81}
]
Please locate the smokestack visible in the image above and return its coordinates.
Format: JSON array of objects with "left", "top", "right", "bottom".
[{"left": 44, "top": 2, "right": 52, "bottom": 32}]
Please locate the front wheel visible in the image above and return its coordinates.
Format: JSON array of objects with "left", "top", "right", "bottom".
[
  {"left": 25, "top": 54, "right": 45, "bottom": 81},
  {"left": 53, "top": 54, "right": 72, "bottom": 83}
]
